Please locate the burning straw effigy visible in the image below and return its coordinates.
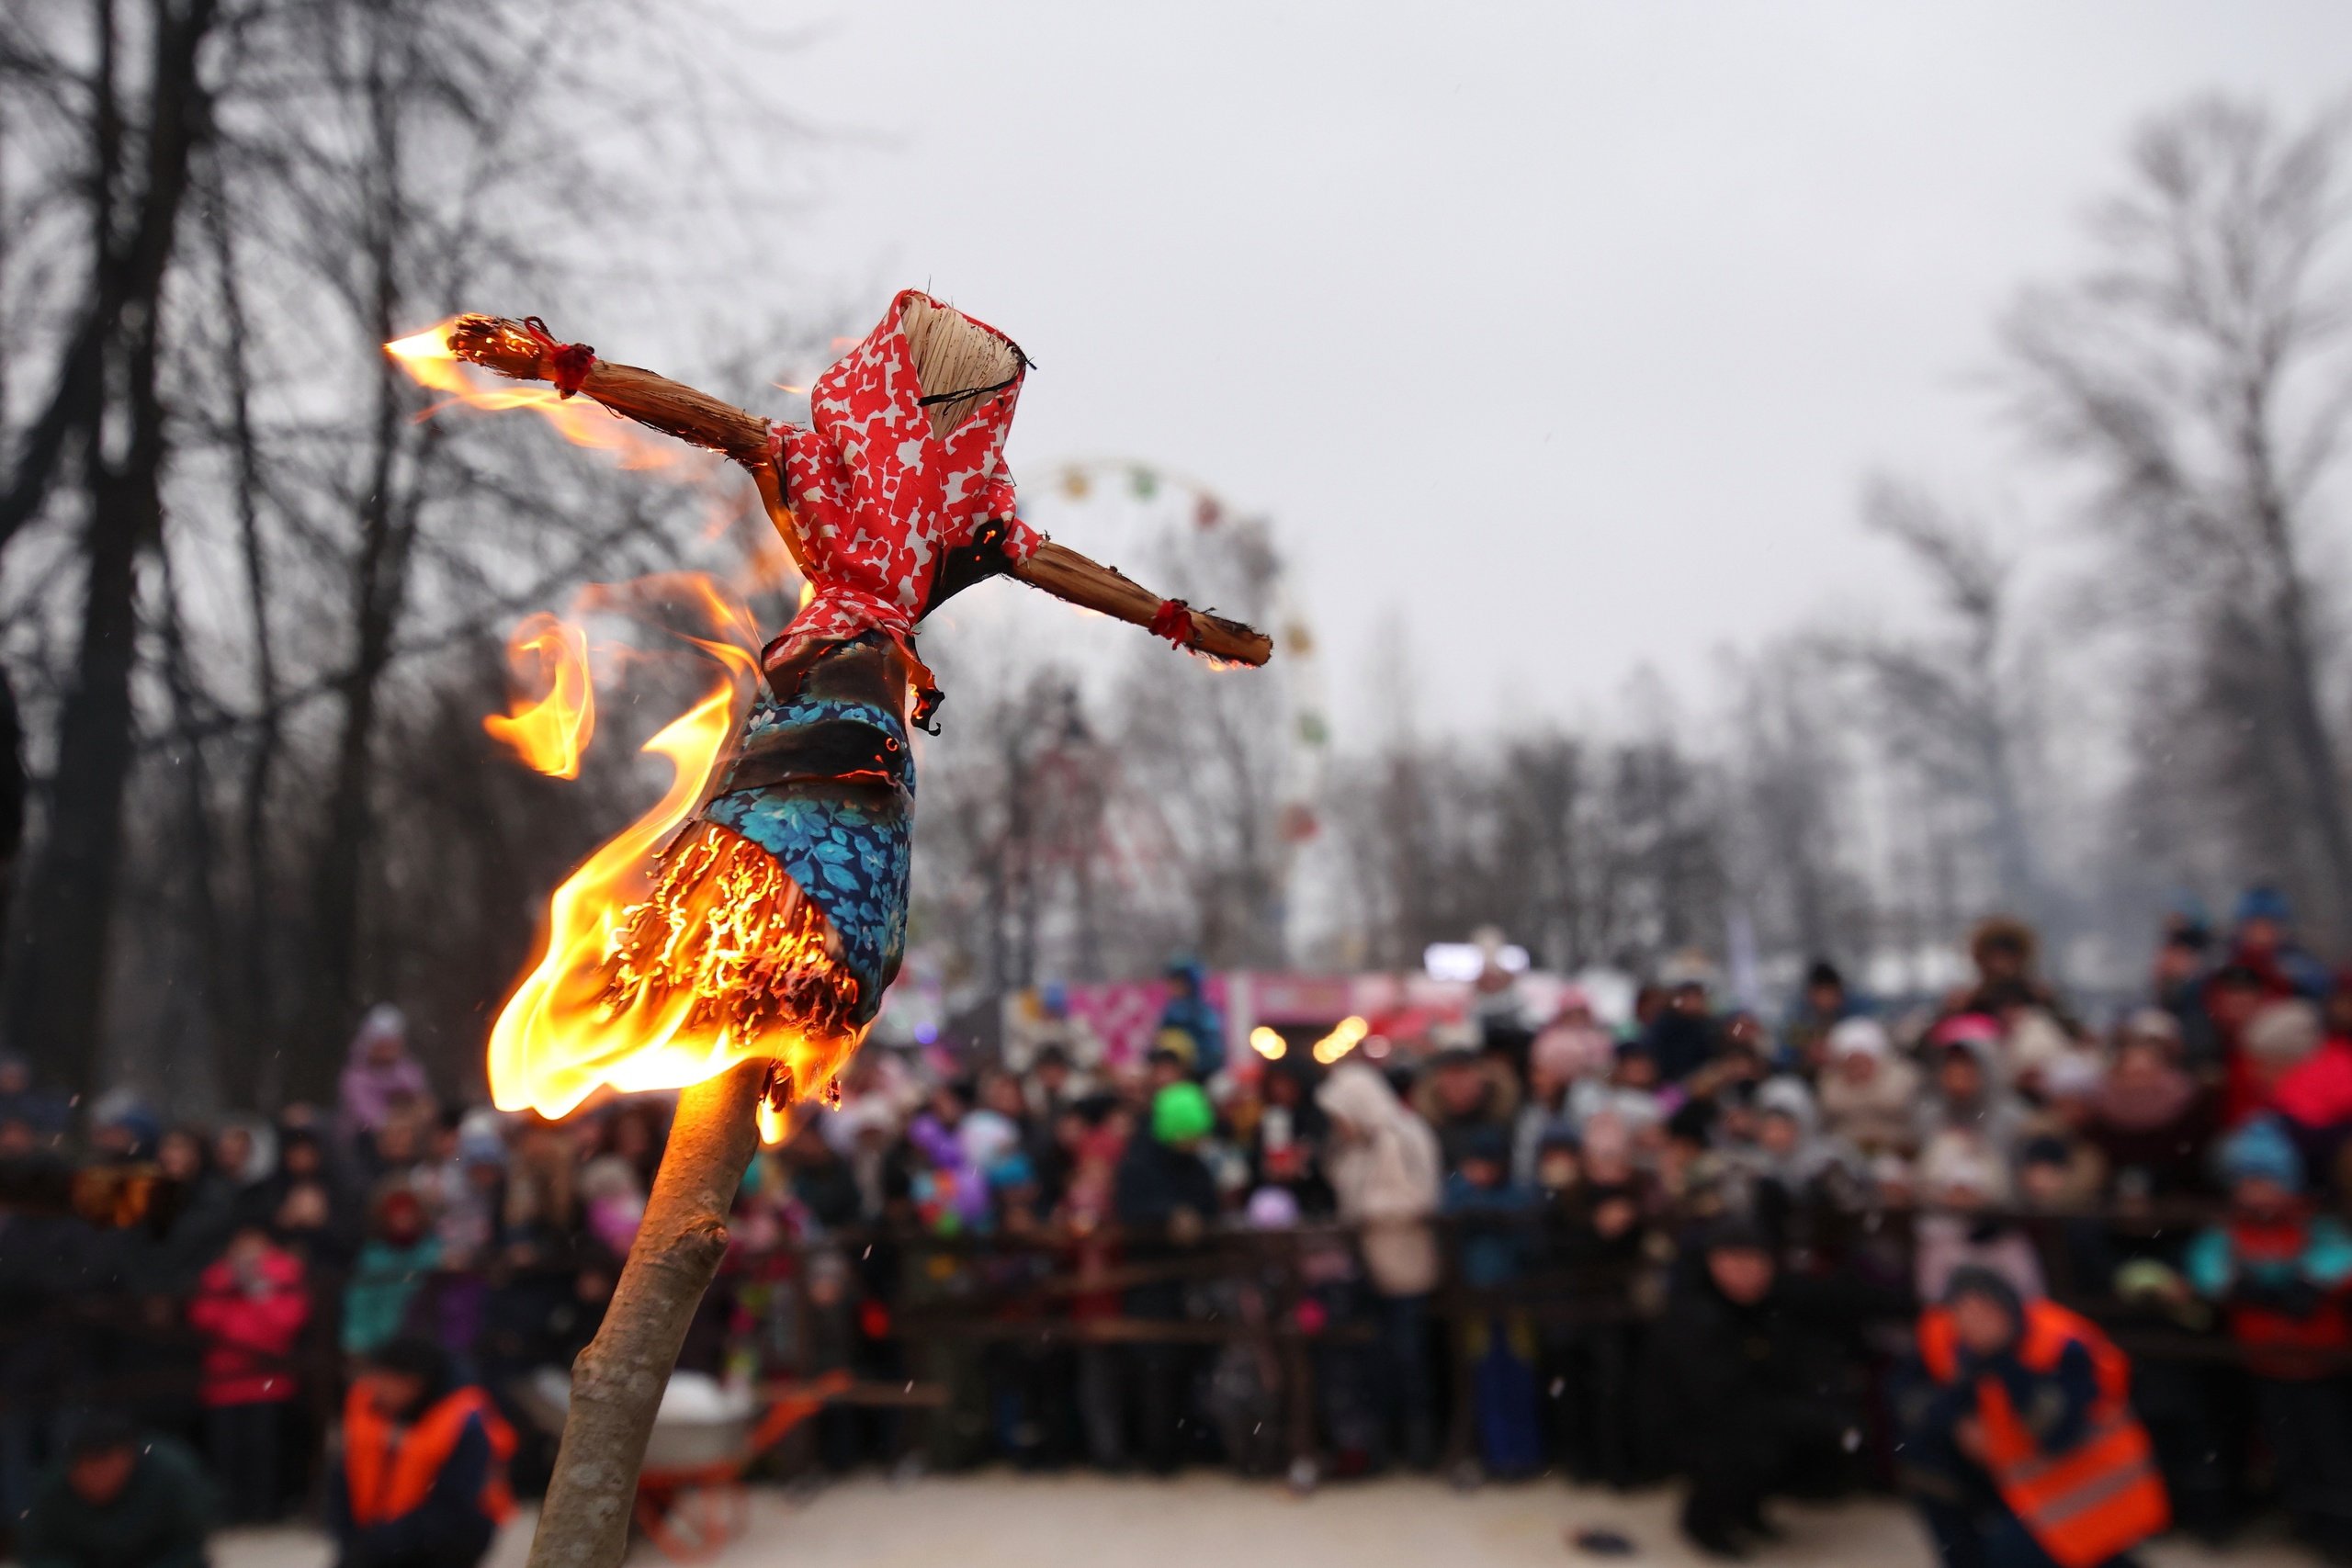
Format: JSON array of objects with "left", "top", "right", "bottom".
[{"left": 390, "top": 291, "right": 1271, "bottom": 1567}]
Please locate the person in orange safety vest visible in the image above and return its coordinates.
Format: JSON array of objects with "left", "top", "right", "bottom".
[
  {"left": 331, "top": 1336, "right": 514, "bottom": 1568},
  {"left": 1898, "top": 1266, "right": 2167, "bottom": 1568}
]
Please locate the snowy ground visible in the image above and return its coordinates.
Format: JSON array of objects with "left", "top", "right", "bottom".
[{"left": 197, "top": 1473, "right": 2310, "bottom": 1568}]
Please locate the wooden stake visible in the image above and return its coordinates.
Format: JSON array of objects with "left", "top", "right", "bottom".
[{"left": 524, "top": 1060, "right": 765, "bottom": 1568}]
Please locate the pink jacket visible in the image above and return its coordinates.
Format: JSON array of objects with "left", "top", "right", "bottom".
[{"left": 186, "top": 1248, "right": 311, "bottom": 1406}]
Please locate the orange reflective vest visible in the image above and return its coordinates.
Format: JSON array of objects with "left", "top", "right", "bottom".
[
  {"left": 344, "top": 1379, "right": 517, "bottom": 1530},
  {"left": 1918, "top": 1300, "right": 2169, "bottom": 1568}
]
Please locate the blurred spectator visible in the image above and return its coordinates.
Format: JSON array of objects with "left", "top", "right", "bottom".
[
  {"left": 343, "top": 1190, "right": 439, "bottom": 1358},
  {"left": 2188, "top": 1118, "right": 2352, "bottom": 1558},
  {"left": 2241, "top": 999, "right": 2326, "bottom": 1130},
  {"left": 1900, "top": 1268, "right": 2168, "bottom": 1568},
  {"left": 1113, "top": 1082, "right": 1219, "bottom": 1473},
  {"left": 211, "top": 1117, "right": 277, "bottom": 1231},
  {"left": 0, "top": 1052, "right": 69, "bottom": 1143},
  {"left": 337, "top": 1005, "right": 434, "bottom": 1148},
  {"left": 1247, "top": 1058, "right": 1329, "bottom": 1212},
  {"left": 1642, "top": 972, "right": 1721, "bottom": 1085},
  {"left": 17, "top": 1413, "right": 212, "bottom": 1568},
  {"left": 2228, "top": 886, "right": 2331, "bottom": 1002},
  {"left": 330, "top": 1337, "right": 514, "bottom": 1568},
  {"left": 1513, "top": 1015, "right": 1589, "bottom": 1188},
  {"left": 1657, "top": 1219, "right": 1875, "bottom": 1558},
  {"left": 1915, "top": 1134, "right": 2046, "bottom": 1303},
  {"left": 1815, "top": 1018, "right": 1920, "bottom": 1158},
  {"left": 1917, "top": 1021, "right": 2025, "bottom": 1155},
  {"left": 186, "top": 1224, "right": 309, "bottom": 1524},
  {"left": 2272, "top": 981, "right": 2352, "bottom": 1181},
  {"left": 1950, "top": 916, "right": 2071, "bottom": 1028},
  {"left": 1443, "top": 1125, "right": 1541, "bottom": 1477},
  {"left": 1317, "top": 1063, "right": 1442, "bottom": 1469},
  {"left": 1001, "top": 983, "right": 1104, "bottom": 1076},
  {"left": 1413, "top": 1042, "right": 1521, "bottom": 1173},
  {"left": 1783, "top": 959, "right": 1860, "bottom": 1077},
  {"left": 2081, "top": 1010, "right": 2213, "bottom": 1197},
  {"left": 2153, "top": 920, "right": 2222, "bottom": 1073},
  {"left": 1153, "top": 960, "right": 1225, "bottom": 1078}
]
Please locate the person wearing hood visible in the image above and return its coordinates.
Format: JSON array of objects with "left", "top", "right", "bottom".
[
  {"left": 1914, "top": 1132, "right": 2046, "bottom": 1305},
  {"left": 1317, "top": 1063, "right": 1442, "bottom": 1469},
  {"left": 2186, "top": 1117, "right": 2352, "bottom": 1558},
  {"left": 1782, "top": 959, "right": 1861, "bottom": 1077},
  {"left": 330, "top": 1336, "right": 514, "bottom": 1568},
  {"left": 1153, "top": 960, "right": 1225, "bottom": 1079},
  {"left": 1948, "top": 916, "right": 2076, "bottom": 1032},
  {"left": 17, "top": 1413, "right": 214, "bottom": 1568},
  {"left": 2080, "top": 1011, "right": 2213, "bottom": 1198},
  {"left": 1916, "top": 1018, "right": 2026, "bottom": 1156},
  {"left": 1641, "top": 975, "right": 1722, "bottom": 1086},
  {"left": 1900, "top": 1267, "right": 2167, "bottom": 1568},
  {"left": 186, "top": 1223, "right": 311, "bottom": 1523},
  {"left": 265, "top": 1123, "right": 361, "bottom": 1274},
  {"left": 1443, "top": 1124, "right": 1543, "bottom": 1478},
  {"left": 1656, "top": 1218, "right": 1883, "bottom": 1559},
  {"left": 1815, "top": 1017, "right": 1921, "bottom": 1158},
  {"left": 1412, "top": 1041, "right": 1522, "bottom": 1174},
  {"left": 2225, "top": 885, "right": 2331, "bottom": 1002},
  {"left": 337, "top": 1005, "right": 435, "bottom": 1150},
  {"left": 212, "top": 1116, "right": 279, "bottom": 1231},
  {"left": 1509, "top": 1004, "right": 1596, "bottom": 1184}
]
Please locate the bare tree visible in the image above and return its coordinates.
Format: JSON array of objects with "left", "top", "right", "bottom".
[{"left": 2005, "top": 96, "right": 2352, "bottom": 942}]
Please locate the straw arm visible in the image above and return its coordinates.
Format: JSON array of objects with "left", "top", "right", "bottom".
[
  {"left": 1013, "top": 541, "right": 1273, "bottom": 667},
  {"left": 444, "top": 312, "right": 1272, "bottom": 665},
  {"left": 445, "top": 314, "right": 774, "bottom": 467}
]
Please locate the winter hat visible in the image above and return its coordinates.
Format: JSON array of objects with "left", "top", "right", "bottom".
[
  {"left": 2236, "top": 885, "right": 2293, "bottom": 929},
  {"left": 456, "top": 1111, "right": 507, "bottom": 1168},
  {"left": 2040, "top": 1053, "right": 2106, "bottom": 1101},
  {"left": 1151, "top": 1081, "right": 1216, "bottom": 1145},
  {"left": 1942, "top": 1263, "right": 2023, "bottom": 1323},
  {"left": 1919, "top": 1132, "right": 2008, "bottom": 1202},
  {"left": 1453, "top": 1123, "right": 1510, "bottom": 1168},
  {"left": 2245, "top": 1000, "right": 2323, "bottom": 1066},
  {"left": 2117, "top": 1008, "right": 2184, "bottom": 1050},
  {"left": 1754, "top": 1075, "right": 1817, "bottom": 1133},
  {"left": 1827, "top": 1017, "right": 1890, "bottom": 1062},
  {"left": 2218, "top": 1115, "right": 2304, "bottom": 1191},
  {"left": 1247, "top": 1185, "right": 1301, "bottom": 1231},
  {"left": 1930, "top": 1013, "right": 2003, "bottom": 1053}
]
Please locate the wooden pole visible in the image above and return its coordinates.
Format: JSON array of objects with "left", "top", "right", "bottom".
[{"left": 525, "top": 1060, "right": 766, "bottom": 1568}]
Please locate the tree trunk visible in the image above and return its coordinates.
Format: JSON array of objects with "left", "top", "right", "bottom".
[
  {"left": 4, "top": 0, "right": 216, "bottom": 1091},
  {"left": 526, "top": 1061, "right": 765, "bottom": 1568},
  {"left": 297, "top": 30, "right": 418, "bottom": 1091}
]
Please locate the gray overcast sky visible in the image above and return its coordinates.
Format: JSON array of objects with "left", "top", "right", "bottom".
[{"left": 720, "top": 2, "right": 2352, "bottom": 741}]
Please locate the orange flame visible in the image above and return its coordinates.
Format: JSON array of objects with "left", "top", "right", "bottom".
[
  {"left": 484, "top": 574, "right": 865, "bottom": 1134},
  {"left": 386, "top": 323, "right": 679, "bottom": 470},
  {"left": 484, "top": 613, "right": 594, "bottom": 779}
]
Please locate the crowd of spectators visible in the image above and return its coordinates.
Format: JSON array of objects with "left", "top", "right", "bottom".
[{"left": 6, "top": 889, "right": 2352, "bottom": 1564}]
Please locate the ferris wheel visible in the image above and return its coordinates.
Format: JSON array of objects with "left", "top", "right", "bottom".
[{"left": 1012, "top": 456, "right": 1330, "bottom": 852}]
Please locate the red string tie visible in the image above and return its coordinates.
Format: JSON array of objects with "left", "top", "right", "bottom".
[
  {"left": 1149, "top": 598, "right": 1193, "bottom": 647},
  {"left": 522, "top": 316, "right": 596, "bottom": 399}
]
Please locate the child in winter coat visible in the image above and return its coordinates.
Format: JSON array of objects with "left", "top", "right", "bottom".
[
  {"left": 343, "top": 1189, "right": 441, "bottom": 1358},
  {"left": 1442, "top": 1126, "right": 1543, "bottom": 1478},
  {"left": 2187, "top": 1116, "right": 2352, "bottom": 1557},
  {"left": 186, "top": 1224, "right": 311, "bottom": 1523}
]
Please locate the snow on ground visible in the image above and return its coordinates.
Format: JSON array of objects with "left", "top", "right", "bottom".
[{"left": 199, "top": 1473, "right": 2310, "bottom": 1568}]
